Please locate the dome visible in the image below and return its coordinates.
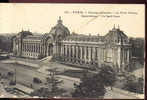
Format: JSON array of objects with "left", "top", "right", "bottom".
[
  {"left": 17, "top": 30, "right": 33, "bottom": 38},
  {"left": 49, "top": 16, "right": 70, "bottom": 41},
  {"left": 104, "top": 25, "right": 129, "bottom": 44}
]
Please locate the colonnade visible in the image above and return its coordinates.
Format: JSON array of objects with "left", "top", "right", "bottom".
[
  {"left": 58, "top": 44, "right": 102, "bottom": 65},
  {"left": 21, "top": 42, "right": 42, "bottom": 58}
]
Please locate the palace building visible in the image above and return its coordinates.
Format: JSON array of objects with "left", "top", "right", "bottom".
[{"left": 13, "top": 17, "right": 132, "bottom": 72}]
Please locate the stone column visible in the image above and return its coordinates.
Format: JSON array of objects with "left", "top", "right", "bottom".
[
  {"left": 76, "top": 46, "right": 79, "bottom": 63},
  {"left": 34, "top": 43, "right": 35, "bottom": 57},
  {"left": 22, "top": 43, "right": 24, "bottom": 56},
  {"left": 68, "top": 45, "right": 70, "bottom": 61},
  {"left": 67, "top": 45, "right": 69, "bottom": 61},
  {"left": 44, "top": 44, "right": 46, "bottom": 56},
  {"left": 64, "top": 45, "right": 66, "bottom": 61},
  {"left": 70, "top": 45, "right": 72, "bottom": 57},
  {"left": 63, "top": 45, "right": 65, "bottom": 56},
  {"left": 88, "top": 47, "right": 91, "bottom": 63},
  {"left": 31, "top": 43, "right": 33, "bottom": 53},
  {"left": 22, "top": 43, "right": 24, "bottom": 52},
  {"left": 65, "top": 45, "right": 67, "bottom": 61},
  {"left": 127, "top": 48, "right": 130, "bottom": 63},
  {"left": 39, "top": 43, "right": 41, "bottom": 54},
  {"left": 25, "top": 43, "right": 27, "bottom": 56},
  {"left": 25, "top": 43, "right": 26, "bottom": 52},
  {"left": 69, "top": 45, "right": 72, "bottom": 62},
  {"left": 36, "top": 43, "right": 38, "bottom": 57},
  {"left": 91, "top": 47, "right": 93, "bottom": 64},
  {"left": 60, "top": 45, "right": 62, "bottom": 56},
  {"left": 112, "top": 48, "right": 114, "bottom": 63},
  {"left": 84, "top": 46, "right": 87, "bottom": 64},
  {"left": 36, "top": 43, "right": 38, "bottom": 58},
  {"left": 33, "top": 43, "right": 35, "bottom": 57},
  {"left": 103, "top": 48, "right": 105, "bottom": 62},
  {"left": 80, "top": 46, "right": 83, "bottom": 63},
  {"left": 33, "top": 43, "right": 34, "bottom": 53},
  {"left": 117, "top": 47, "right": 121, "bottom": 72},
  {"left": 72, "top": 45, "right": 75, "bottom": 63},
  {"left": 66, "top": 45, "right": 68, "bottom": 61},
  {"left": 28, "top": 43, "right": 30, "bottom": 53},
  {"left": 62, "top": 45, "right": 64, "bottom": 61},
  {"left": 75, "top": 46, "right": 77, "bottom": 63},
  {"left": 77, "top": 46, "right": 80, "bottom": 63},
  {"left": 74, "top": 45, "right": 76, "bottom": 62},
  {"left": 34, "top": 43, "right": 36, "bottom": 57},
  {"left": 53, "top": 43, "right": 56, "bottom": 57},
  {"left": 31, "top": 43, "right": 33, "bottom": 57},
  {"left": 71, "top": 45, "right": 73, "bottom": 62},
  {"left": 29, "top": 43, "right": 31, "bottom": 56},
  {"left": 46, "top": 43, "right": 48, "bottom": 56},
  {"left": 29, "top": 43, "right": 31, "bottom": 52},
  {"left": 29, "top": 43, "right": 32, "bottom": 52},
  {"left": 95, "top": 47, "right": 97, "bottom": 61},
  {"left": 23, "top": 43, "right": 25, "bottom": 52}
]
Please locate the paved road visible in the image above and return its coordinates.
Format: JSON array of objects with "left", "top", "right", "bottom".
[
  {"left": 0, "top": 61, "right": 75, "bottom": 94},
  {"left": 0, "top": 60, "right": 142, "bottom": 99},
  {"left": 104, "top": 87, "right": 141, "bottom": 99},
  {"left": 0, "top": 62, "right": 46, "bottom": 89}
]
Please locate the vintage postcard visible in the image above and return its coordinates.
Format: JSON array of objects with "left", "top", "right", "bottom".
[{"left": 0, "top": 3, "right": 145, "bottom": 99}]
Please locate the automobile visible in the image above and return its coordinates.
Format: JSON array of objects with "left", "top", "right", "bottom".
[
  {"left": 0, "top": 81, "right": 4, "bottom": 84},
  {"left": 7, "top": 71, "right": 14, "bottom": 76},
  {"left": 4, "top": 87, "right": 14, "bottom": 92},
  {"left": 33, "top": 77, "right": 42, "bottom": 84}
]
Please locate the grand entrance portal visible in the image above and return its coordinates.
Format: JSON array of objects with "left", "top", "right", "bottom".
[{"left": 48, "top": 44, "right": 53, "bottom": 56}]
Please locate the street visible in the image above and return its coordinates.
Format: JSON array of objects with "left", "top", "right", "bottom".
[{"left": 0, "top": 60, "right": 75, "bottom": 95}]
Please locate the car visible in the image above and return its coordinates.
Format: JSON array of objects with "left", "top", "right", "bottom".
[
  {"left": 33, "top": 77, "right": 42, "bottom": 84},
  {"left": 7, "top": 71, "right": 14, "bottom": 76},
  {"left": 0, "top": 81, "right": 4, "bottom": 84},
  {"left": 4, "top": 87, "right": 14, "bottom": 92}
]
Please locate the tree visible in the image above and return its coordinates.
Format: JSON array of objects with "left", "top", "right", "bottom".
[
  {"left": 46, "top": 68, "right": 65, "bottom": 97},
  {"left": 31, "top": 68, "right": 66, "bottom": 97},
  {"left": 98, "top": 65, "right": 117, "bottom": 90},
  {"left": 72, "top": 73, "right": 106, "bottom": 98}
]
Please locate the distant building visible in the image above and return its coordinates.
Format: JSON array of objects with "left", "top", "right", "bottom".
[{"left": 13, "top": 17, "right": 132, "bottom": 72}]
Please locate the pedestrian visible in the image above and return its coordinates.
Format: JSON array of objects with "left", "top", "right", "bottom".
[{"left": 30, "top": 84, "right": 33, "bottom": 88}]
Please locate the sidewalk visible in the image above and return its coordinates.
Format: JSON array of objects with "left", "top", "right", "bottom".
[
  {"left": 1, "top": 57, "right": 41, "bottom": 68},
  {"left": 14, "top": 84, "right": 34, "bottom": 95},
  {"left": 3, "top": 57, "right": 143, "bottom": 99},
  {"left": 104, "top": 87, "right": 143, "bottom": 99}
]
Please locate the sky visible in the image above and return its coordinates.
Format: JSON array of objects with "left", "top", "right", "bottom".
[{"left": 0, "top": 3, "right": 145, "bottom": 38}]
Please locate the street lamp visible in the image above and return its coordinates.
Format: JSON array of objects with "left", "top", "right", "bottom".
[{"left": 14, "top": 68, "right": 16, "bottom": 85}]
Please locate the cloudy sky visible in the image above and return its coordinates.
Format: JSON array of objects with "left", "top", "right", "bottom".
[{"left": 0, "top": 3, "right": 145, "bottom": 37}]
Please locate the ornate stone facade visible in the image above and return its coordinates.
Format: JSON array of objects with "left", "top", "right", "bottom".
[{"left": 13, "top": 17, "right": 132, "bottom": 72}]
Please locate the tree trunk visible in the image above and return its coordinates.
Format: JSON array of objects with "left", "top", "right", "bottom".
[{"left": 111, "top": 86, "right": 113, "bottom": 91}]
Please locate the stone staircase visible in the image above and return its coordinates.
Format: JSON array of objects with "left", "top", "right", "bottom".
[{"left": 39, "top": 56, "right": 53, "bottom": 63}]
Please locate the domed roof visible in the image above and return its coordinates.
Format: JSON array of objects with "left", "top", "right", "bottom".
[
  {"left": 49, "top": 16, "right": 70, "bottom": 41},
  {"left": 17, "top": 30, "right": 33, "bottom": 38},
  {"left": 104, "top": 25, "right": 129, "bottom": 44}
]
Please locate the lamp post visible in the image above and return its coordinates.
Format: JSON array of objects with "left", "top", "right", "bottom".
[{"left": 14, "top": 68, "right": 16, "bottom": 85}]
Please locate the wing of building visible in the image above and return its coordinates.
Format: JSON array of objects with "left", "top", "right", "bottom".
[{"left": 12, "top": 17, "right": 132, "bottom": 72}]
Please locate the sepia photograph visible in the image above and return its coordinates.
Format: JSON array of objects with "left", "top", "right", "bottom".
[{"left": 0, "top": 3, "right": 145, "bottom": 99}]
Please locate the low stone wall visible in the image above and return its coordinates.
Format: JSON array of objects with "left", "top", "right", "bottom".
[
  {"left": 57, "top": 75, "right": 80, "bottom": 83},
  {"left": 1, "top": 60, "right": 40, "bottom": 68}
]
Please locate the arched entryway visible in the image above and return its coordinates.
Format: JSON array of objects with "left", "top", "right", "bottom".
[{"left": 48, "top": 43, "right": 53, "bottom": 56}]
